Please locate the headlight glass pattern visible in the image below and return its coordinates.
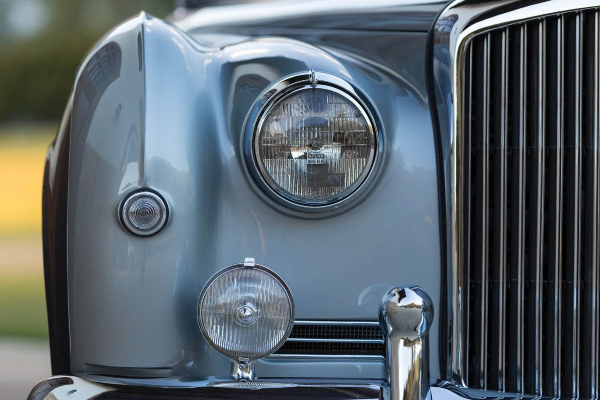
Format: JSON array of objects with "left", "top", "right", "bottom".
[
  {"left": 198, "top": 265, "right": 294, "bottom": 361},
  {"left": 255, "top": 86, "right": 376, "bottom": 205}
]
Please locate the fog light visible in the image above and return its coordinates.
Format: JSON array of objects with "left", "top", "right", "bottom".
[
  {"left": 197, "top": 259, "right": 294, "bottom": 362},
  {"left": 120, "top": 190, "right": 168, "bottom": 237}
]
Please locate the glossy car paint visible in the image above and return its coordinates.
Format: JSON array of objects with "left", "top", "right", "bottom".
[
  {"left": 176, "top": 0, "right": 449, "bottom": 32},
  {"left": 45, "top": 0, "right": 449, "bottom": 387}
]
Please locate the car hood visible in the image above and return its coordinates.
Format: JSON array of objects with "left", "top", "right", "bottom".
[{"left": 174, "top": 0, "right": 451, "bottom": 33}]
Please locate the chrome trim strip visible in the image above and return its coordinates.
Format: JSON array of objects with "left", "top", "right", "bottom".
[
  {"left": 548, "top": 16, "right": 564, "bottom": 398},
  {"left": 492, "top": 28, "right": 508, "bottom": 392},
  {"left": 285, "top": 338, "right": 384, "bottom": 344},
  {"left": 273, "top": 320, "right": 384, "bottom": 358},
  {"left": 563, "top": 12, "right": 583, "bottom": 398},
  {"left": 474, "top": 32, "right": 490, "bottom": 390},
  {"left": 433, "top": 0, "right": 600, "bottom": 387},
  {"left": 591, "top": 12, "right": 600, "bottom": 398},
  {"left": 530, "top": 19, "right": 545, "bottom": 395},
  {"left": 512, "top": 23, "right": 528, "bottom": 394},
  {"left": 266, "top": 353, "right": 384, "bottom": 360},
  {"left": 293, "top": 320, "right": 380, "bottom": 326}
]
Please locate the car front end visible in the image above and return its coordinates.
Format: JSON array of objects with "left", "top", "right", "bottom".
[{"left": 32, "top": 1, "right": 600, "bottom": 400}]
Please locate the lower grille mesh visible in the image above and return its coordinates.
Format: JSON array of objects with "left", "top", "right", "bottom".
[{"left": 274, "top": 323, "right": 384, "bottom": 357}]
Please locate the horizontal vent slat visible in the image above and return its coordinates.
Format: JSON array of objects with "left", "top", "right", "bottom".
[{"left": 274, "top": 323, "right": 384, "bottom": 357}]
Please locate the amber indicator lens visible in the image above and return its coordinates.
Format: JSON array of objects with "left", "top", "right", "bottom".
[
  {"left": 255, "top": 87, "right": 376, "bottom": 205},
  {"left": 198, "top": 265, "right": 294, "bottom": 361}
]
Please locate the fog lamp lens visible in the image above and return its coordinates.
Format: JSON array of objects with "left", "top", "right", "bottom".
[
  {"left": 120, "top": 190, "right": 168, "bottom": 236},
  {"left": 254, "top": 86, "right": 376, "bottom": 205},
  {"left": 198, "top": 263, "right": 294, "bottom": 361}
]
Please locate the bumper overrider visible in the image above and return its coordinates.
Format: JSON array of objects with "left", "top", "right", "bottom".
[{"left": 29, "top": 263, "right": 445, "bottom": 400}]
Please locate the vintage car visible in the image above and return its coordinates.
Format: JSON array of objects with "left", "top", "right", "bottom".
[{"left": 30, "top": 0, "right": 600, "bottom": 399}]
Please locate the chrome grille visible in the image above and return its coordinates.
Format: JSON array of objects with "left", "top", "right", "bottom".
[
  {"left": 459, "top": 9, "right": 600, "bottom": 398},
  {"left": 273, "top": 322, "right": 384, "bottom": 357}
]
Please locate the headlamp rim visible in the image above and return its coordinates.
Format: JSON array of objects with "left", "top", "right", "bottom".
[
  {"left": 244, "top": 71, "right": 382, "bottom": 213},
  {"left": 197, "top": 263, "right": 295, "bottom": 361}
]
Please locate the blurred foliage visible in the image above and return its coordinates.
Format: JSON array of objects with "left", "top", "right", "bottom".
[
  {"left": 0, "top": 270, "right": 47, "bottom": 338},
  {"left": 0, "top": 0, "right": 174, "bottom": 124}
]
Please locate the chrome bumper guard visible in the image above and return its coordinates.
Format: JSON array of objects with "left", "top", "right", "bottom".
[
  {"left": 380, "top": 286, "right": 434, "bottom": 400},
  {"left": 31, "top": 286, "right": 442, "bottom": 400}
]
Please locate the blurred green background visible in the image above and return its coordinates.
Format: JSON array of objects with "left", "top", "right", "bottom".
[{"left": 0, "top": 0, "right": 175, "bottom": 397}]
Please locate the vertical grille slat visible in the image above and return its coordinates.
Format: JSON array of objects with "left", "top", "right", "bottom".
[
  {"left": 489, "top": 28, "right": 509, "bottom": 392},
  {"left": 507, "top": 23, "right": 528, "bottom": 395},
  {"left": 581, "top": 10, "right": 600, "bottom": 399},
  {"left": 460, "top": 8, "right": 600, "bottom": 398},
  {"left": 561, "top": 12, "right": 583, "bottom": 398},
  {"left": 462, "top": 44, "right": 474, "bottom": 384},
  {"left": 469, "top": 32, "right": 491, "bottom": 390},
  {"left": 544, "top": 15, "right": 565, "bottom": 398},
  {"left": 525, "top": 20, "right": 545, "bottom": 396}
]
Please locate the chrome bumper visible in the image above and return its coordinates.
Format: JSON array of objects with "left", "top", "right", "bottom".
[{"left": 29, "top": 378, "right": 517, "bottom": 400}]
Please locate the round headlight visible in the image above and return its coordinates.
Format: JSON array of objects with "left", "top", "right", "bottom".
[
  {"left": 197, "top": 263, "right": 294, "bottom": 361},
  {"left": 253, "top": 78, "right": 377, "bottom": 206}
]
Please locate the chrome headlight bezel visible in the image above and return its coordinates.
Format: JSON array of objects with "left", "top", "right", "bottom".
[{"left": 243, "top": 71, "right": 383, "bottom": 213}]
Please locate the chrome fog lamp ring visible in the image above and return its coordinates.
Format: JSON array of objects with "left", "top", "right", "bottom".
[
  {"left": 197, "top": 261, "right": 295, "bottom": 363},
  {"left": 244, "top": 71, "right": 382, "bottom": 213}
]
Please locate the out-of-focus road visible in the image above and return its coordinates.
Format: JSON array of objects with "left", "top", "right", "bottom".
[{"left": 0, "top": 339, "right": 51, "bottom": 400}]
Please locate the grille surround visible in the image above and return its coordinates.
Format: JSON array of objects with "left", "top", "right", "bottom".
[{"left": 433, "top": 0, "right": 600, "bottom": 398}]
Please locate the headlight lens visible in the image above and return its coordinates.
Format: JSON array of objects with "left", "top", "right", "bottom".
[
  {"left": 197, "top": 264, "right": 294, "bottom": 361},
  {"left": 254, "top": 85, "right": 376, "bottom": 206}
]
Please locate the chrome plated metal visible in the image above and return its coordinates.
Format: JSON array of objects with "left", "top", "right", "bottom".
[
  {"left": 473, "top": 32, "right": 490, "bottom": 391},
  {"left": 433, "top": 0, "right": 600, "bottom": 395},
  {"left": 309, "top": 69, "right": 318, "bottom": 86},
  {"left": 265, "top": 353, "right": 384, "bottom": 360},
  {"left": 547, "top": 16, "right": 564, "bottom": 398},
  {"left": 231, "top": 358, "right": 256, "bottom": 381},
  {"left": 562, "top": 13, "right": 583, "bottom": 399},
  {"left": 284, "top": 338, "right": 383, "bottom": 343},
  {"left": 527, "top": 20, "right": 544, "bottom": 395},
  {"left": 119, "top": 190, "right": 168, "bottom": 237},
  {"left": 273, "top": 321, "right": 385, "bottom": 358},
  {"left": 508, "top": 23, "right": 528, "bottom": 394},
  {"left": 586, "top": 12, "right": 600, "bottom": 399},
  {"left": 28, "top": 376, "right": 112, "bottom": 400},
  {"left": 487, "top": 27, "right": 508, "bottom": 392},
  {"left": 243, "top": 71, "right": 383, "bottom": 213},
  {"left": 379, "top": 286, "right": 433, "bottom": 400},
  {"left": 293, "top": 320, "right": 381, "bottom": 326}
]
